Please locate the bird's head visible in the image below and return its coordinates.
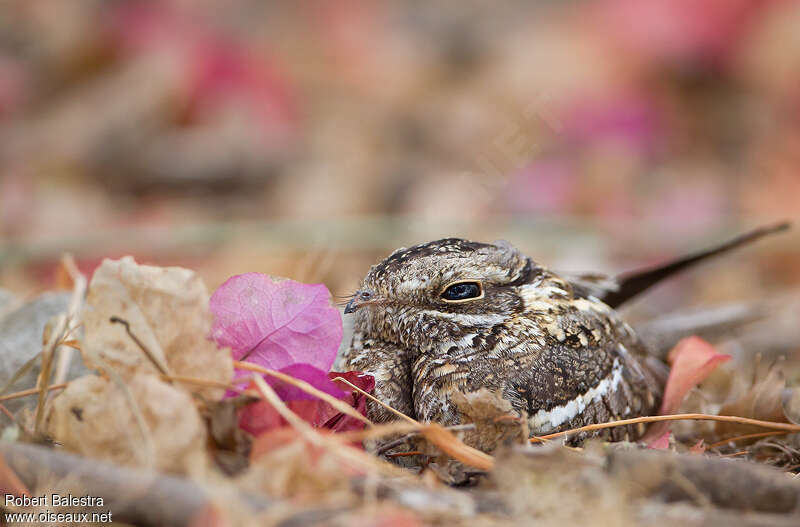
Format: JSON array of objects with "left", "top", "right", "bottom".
[{"left": 345, "top": 238, "right": 544, "bottom": 352}]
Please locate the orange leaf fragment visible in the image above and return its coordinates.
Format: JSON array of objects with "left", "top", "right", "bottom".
[
  {"left": 689, "top": 439, "right": 706, "bottom": 454},
  {"left": 643, "top": 336, "right": 730, "bottom": 444}
]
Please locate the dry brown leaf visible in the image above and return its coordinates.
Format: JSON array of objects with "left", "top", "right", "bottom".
[
  {"left": 46, "top": 374, "right": 209, "bottom": 476},
  {"left": 83, "top": 257, "right": 233, "bottom": 400},
  {"left": 450, "top": 388, "right": 528, "bottom": 453},
  {"left": 715, "top": 362, "right": 789, "bottom": 440},
  {"left": 780, "top": 387, "right": 800, "bottom": 425}
]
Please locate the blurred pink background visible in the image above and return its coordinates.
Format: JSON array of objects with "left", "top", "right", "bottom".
[{"left": 0, "top": 0, "right": 798, "bottom": 309}]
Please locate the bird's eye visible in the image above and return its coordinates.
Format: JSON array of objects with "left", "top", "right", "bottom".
[{"left": 441, "top": 281, "right": 483, "bottom": 302}]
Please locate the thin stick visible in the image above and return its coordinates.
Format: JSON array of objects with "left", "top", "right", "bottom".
[
  {"left": 708, "top": 431, "right": 790, "bottom": 449},
  {"left": 719, "top": 451, "right": 749, "bottom": 458},
  {"left": 337, "top": 422, "right": 480, "bottom": 444},
  {"left": 0, "top": 352, "right": 42, "bottom": 397},
  {"left": 34, "top": 313, "right": 63, "bottom": 432},
  {"left": 0, "top": 401, "right": 34, "bottom": 437},
  {"left": 0, "top": 402, "right": 16, "bottom": 422},
  {"left": 250, "top": 375, "right": 325, "bottom": 447},
  {"left": 0, "top": 384, "right": 68, "bottom": 402},
  {"left": 249, "top": 375, "right": 409, "bottom": 478},
  {"left": 52, "top": 254, "right": 86, "bottom": 387},
  {"left": 337, "top": 422, "right": 428, "bottom": 443},
  {"left": 233, "top": 361, "right": 372, "bottom": 427},
  {"left": 330, "top": 375, "right": 418, "bottom": 425},
  {"left": 110, "top": 316, "right": 171, "bottom": 376},
  {"left": 376, "top": 424, "right": 477, "bottom": 455},
  {"left": 530, "top": 413, "right": 800, "bottom": 443}
]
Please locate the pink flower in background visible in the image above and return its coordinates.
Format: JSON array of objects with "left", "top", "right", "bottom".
[
  {"left": 562, "top": 95, "right": 664, "bottom": 155},
  {"left": 592, "top": 0, "right": 776, "bottom": 67},
  {"left": 105, "top": 1, "right": 297, "bottom": 137}
]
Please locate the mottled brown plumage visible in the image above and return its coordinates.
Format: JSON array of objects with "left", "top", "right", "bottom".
[{"left": 339, "top": 225, "right": 789, "bottom": 448}]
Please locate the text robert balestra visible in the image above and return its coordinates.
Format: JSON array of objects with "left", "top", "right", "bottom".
[{"left": 5, "top": 494, "right": 105, "bottom": 507}]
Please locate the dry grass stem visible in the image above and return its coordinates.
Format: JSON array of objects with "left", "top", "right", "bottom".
[
  {"left": 110, "top": 316, "right": 172, "bottom": 376},
  {"left": 249, "top": 375, "right": 408, "bottom": 478},
  {"left": 530, "top": 413, "right": 800, "bottom": 443},
  {"left": 0, "top": 352, "right": 42, "bottom": 397},
  {"left": 708, "top": 431, "right": 791, "bottom": 449},
  {"left": 234, "top": 361, "right": 373, "bottom": 427},
  {"left": 0, "top": 383, "right": 68, "bottom": 402},
  {"left": 52, "top": 255, "right": 86, "bottom": 386},
  {"left": 330, "top": 375, "right": 418, "bottom": 425}
]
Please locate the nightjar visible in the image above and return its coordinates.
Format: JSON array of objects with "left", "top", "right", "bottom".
[{"left": 339, "top": 224, "right": 788, "bottom": 445}]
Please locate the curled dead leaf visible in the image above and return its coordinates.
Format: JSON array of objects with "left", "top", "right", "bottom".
[
  {"left": 450, "top": 388, "right": 528, "bottom": 453},
  {"left": 83, "top": 257, "right": 233, "bottom": 400},
  {"left": 46, "top": 374, "right": 209, "bottom": 476},
  {"left": 715, "top": 361, "right": 789, "bottom": 441}
]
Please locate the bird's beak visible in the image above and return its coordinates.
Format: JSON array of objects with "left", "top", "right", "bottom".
[
  {"left": 344, "top": 289, "right": 378, "bottom": 314},
  {"left": 344, "top": 297, "right": 359, "bottom": 314}
]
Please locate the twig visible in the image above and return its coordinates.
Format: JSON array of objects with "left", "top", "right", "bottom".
[
  {"left": 233, "top": 361, "right": 372, "bottom": 427},
  {"left": 530, "top": 413, "right": 800, "bottom": 443},
  {"left": 248, "top": 375, "right": 408, "bottom": 477},
  {"left": 331, "top": 375, "right": 418, "bottom": 425},
  {"left": 719, "top": 451, "right": 750, "bottom": 458},
  {"left": 0, "top": 352, "right": 42, "bottom": 398},
  {"left": 34, "top": 254, "right": 89, "bottom": 434},
  {"left": 376, "top": 424, "right": 476, "bottom": 455},
  {"left": 708, "top": 431, "right": 790, "bottom": 449},
  {"left": 34, "top": 313, "right": 63, "bottom": 433},
  {"left": 0, "top": 402, "right": 16, "bottom": 423},
  {"left": 250, "top": 375, "right": 326, "bottom": 447},
  {"left": 52, "top": 254, "right": 86, "bottom": 387},
  {"left": 110, "top": 316, "right": 171, "bottom": 376},
  {"left": 0, "top": 384, "right": 68, "bottom": 402}
]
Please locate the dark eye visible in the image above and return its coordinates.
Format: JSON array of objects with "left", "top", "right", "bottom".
[{"left": 441, "top": 282, "right": 482, "bottom": 301}]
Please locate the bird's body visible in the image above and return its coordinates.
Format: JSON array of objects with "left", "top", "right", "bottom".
[
  {"left": 340, "top": 226, "right": 788, "bottom": 446},
  {"left": 340, "top": 238, "right": 660, "bottom": 442}
]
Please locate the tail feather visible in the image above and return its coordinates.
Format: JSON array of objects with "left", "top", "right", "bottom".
[{"left": 602, "top": 221, "right": 791, "bottom": 308}]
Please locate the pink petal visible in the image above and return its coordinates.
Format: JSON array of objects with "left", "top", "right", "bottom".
[
  {"left": 209, "top": 273, "right": 342, "bottom": 372},
  {"left": 237, "top": 369, "right": 375, "bottom": 437},
  {"left": 647, "top": 430, "right": 671, "bottom": 449}
]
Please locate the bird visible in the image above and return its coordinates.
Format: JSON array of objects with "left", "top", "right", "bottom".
[{"left": 339, "top": 223, "right": 789, "bottom": 446}]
